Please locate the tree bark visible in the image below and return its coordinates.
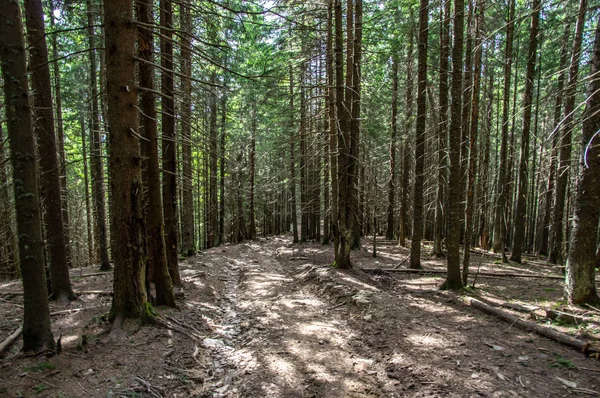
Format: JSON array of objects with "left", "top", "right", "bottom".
[
  {"left": 433, "top": 0, "right": 451, "bottom": 257},
  {"left": 104, "top": 0, "right": 150, "bottom": 327},
  {"left": 179, "top": 2, "right": 195, "bottom": 256},
  {"left": 136, "top": 0, "right": 175, "bottom": 307},
  {"left": 510, "top": 0, "right": 540, "bottom": 263},
  {"left": 248, "top": 102, "right": 257, "bottom": 240},
  {"left": 80, "top": 118, "right": 94, "bottom": 265},
  {"left": 386, "top": 53, "right": 399, "bottom": 241},
  {"left": 160, "top": 0, "right": 180, "bottom": 284},
  {"left": 289, "top": 66, "right": 299, "bottom": 243},
  {"left": 549, "top": 0, "right": 587, "bottom": 265},
  {"left": 86, "top": 0, "right": 111, "bottom": 271},
  {"left": 24, "top": 0, "right": 75, "bottom": 301},
  {"left": 409, "top": 0, "right": 429, "bottom": 270},
  {"left": 565, "top": 18, "right": 600, "bottom": 305},
  {"left": 0, "top": 0, "right": 55, "bottom": 350},
  {"left": 442, "top": 0, "right": 465, "bottom": 290},
  {"left": 492, "top": 0, "right": 515, "bottom": 261}
]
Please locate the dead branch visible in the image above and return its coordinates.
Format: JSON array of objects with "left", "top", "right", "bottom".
[
  {"left": 0, "top": 325, "right": 22, "bottom": 354},
  {"left": 361, "top": 267, "right": 564, "bottom": 280}
]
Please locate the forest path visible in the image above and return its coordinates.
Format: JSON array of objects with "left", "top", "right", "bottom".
[{"left": 197, "top": 237, "right": 385, "bottom": 397}]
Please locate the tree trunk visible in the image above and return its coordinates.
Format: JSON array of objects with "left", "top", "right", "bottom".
[
  {"left": 549, "top": 0, "right": 586, "bottom": 265},
  {"left": 350, "top": 0, "right": 363, "bottom": 250},
  {"left": 104, "top": 0, "right": 150, "bottom": 329},
  {"left": 208, "top": 72, "right": 219, "bottom": 247},
  {"left": 248, "top": 103, "right": 257, "bottom": 240},
  {"left": 442, "top": 0, "right": 465, "bottom": 290},
  {"left": 0, "top": 0, "right": 55, "bottom": 350},
  {"left": 538, "top": 24, "right": 570, "bottom": 255},
  {"left": 386, "top": 53, "right": 399, "bottom": 241},
  {"left": 409, "top": 0, "right": 429, "bottom": 270},
  {"left": 179, "top": 2, "right": 195, "bottom": 256},
  {"left": 433, "top": 0, "right": 451, "bottom": 257},
  {"left": 462, "top": 0, "right": 484, "bottom": 284},
  {"left": 219, "top": 78, "right": 227, "bottom": 244},
  {"left": 50, "top": 1, "right": 72, "bottom": 269},
  {"left": 24, "top": 0, "right": 75, "bottom": 301},
  {"left": 510, "top": 0, "right": 540, "bottom": 263},
  {"left": 328, "top": 0, "right": 339, "bottom": 255},
  {"left": 492, "top": 0, "right": 515, "bottom": 261},
  {"left": 565, "top": 18, "right": 600, "bottom": 305},
  {"left": 399, "top": 20, "right": 415, "bottom": 248},
  {"left": 289, "top": 66, "right": 299, "bottom": 243},
  {"left": 160, "top": 0, "right": 180, "bottom": 285},
  {"left": 136, "top": 0, "right": 175, "bottom": 308},
  {"left": 80, "top": 118, "right": 94, "bottom": 266},
  {"left": 86, "top": 0, "right": 110, "bottom": 271}
]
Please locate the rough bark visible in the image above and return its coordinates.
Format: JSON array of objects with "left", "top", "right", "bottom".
[
  {"left": 24, "top": 0, "right": 75, "bottom": 301},
  {"left": 0, "top": 0, "right": 55, "bottom": 351},
  {"left": 442, "top": 0, "right": 465, "bottom": 290},
  {"left": 179, "top": 2, "right": 195, "bottom": 256},
  {"left": 565, "top": 18, "right": 600, "bottom": 305},
  {"left": 409, "top": 0, "right": 429, "bottom": 270},
  {"left": 327, "top": 0, "right": 339, "bottom": 254},
  {"left": 289, "top": 66, "right": 299, "bottom": 243},
  {"left": 549, "top": 0, "right": 586, "bottom": 265},
  {"left": 208, "top": 72, "right": 219, "bottom": 247},
  {"left": 80, "top": 118, "right": 94, "bottom": 265},
  {"left": 136, "top": 0, "right": 175, "bottom": 307},
  {"left": 386, "top": 53, "right": 399, "bottom": 241},
  {"left": 105, "top": 0, "right": 149, "bottom": 326},
  {"left": 510, "top": 0, "right": 540, "bottom": 263},
  {"left": 160, "top": 0, "right": 181, "bottom": 285},
  {"left": 248, "top": 103, "right": 257, "bottom": 240},
  {"left": 86, "top": 0, "right": 110, "bottom": 271}
]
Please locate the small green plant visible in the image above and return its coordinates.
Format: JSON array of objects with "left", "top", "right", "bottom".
[
  {"left": 550, "top": 356, "right": 575, "bottom": 369},
  {"left": 543, "top": 287, "right": 556, "bottom": 293},
  {"left": 26, "top": 362, "right": 55, "bottom": 373},
  {"left": 33, "top": 384, "right": 48, "bottom": 394}
]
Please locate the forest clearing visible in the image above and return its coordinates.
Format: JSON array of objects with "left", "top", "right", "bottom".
[
  {"left": 1, "top": 0, "right": 600, "bottom": 396},
  {"left": 1, "top": 236, "right": 600, "bottom": 397}
]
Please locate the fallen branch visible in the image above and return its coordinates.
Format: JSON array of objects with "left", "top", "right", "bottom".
[
  {"left": 73, "top": 272, "right": 111, "bottom": 278},
  {"left": 546, "top": 309, "right": 600, "bottom": 326},
  {"left": 0, "top": 325, "right": 22, "bottom": 354},
  {"left": 466, "top": 297, "right": 600, "bottom": 357},
  {"left": 393, "top": 256, "right": 409, "bottom": 269},
  {"left": 362, "top": 267, "right": 564, "bottom": 280}
]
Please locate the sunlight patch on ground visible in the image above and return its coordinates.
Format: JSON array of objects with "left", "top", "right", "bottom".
[
  {"left": 264, "top": 354, "right": 300, "bottom": 386},
  {"left": 337, "top": 274, "right": 381, "bottom": 292},
  {"left": 406, "top": 332, "right": 446, "bottom": 348}
]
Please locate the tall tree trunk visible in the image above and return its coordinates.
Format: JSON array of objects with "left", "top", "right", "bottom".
[
  {"left": 234, "top": 151, "right": 246, "bottom": 243},
  {"left": 510, "top": 0, "right": 540, "bottom": 263},
  {"left": 462, "top": 0, "right": 484, "bottom": 284},
  {"left": 564, "top": 19, "right": 600, "bottom": 305},
  {"left": 492, "top": 0, "right": 515, "bottom": 261},
  {"left": 328, "top": 0, "right": 339, "bottom": 254},
  {"left": 442, "top": 0, "right": 465, "bottom": 290},
  {"left": 161, "top": 0, "right": 180, "bottom": 284},
  {"left": 179, "top": 2, "right": 195, "bottom": 256},
  {"left": 549, "top": 0, "right": 586, "bottom": 265},
  {"left": 208, "top": 74, "right": 219, "bottom": 247},
  {"left": 433, "top": 0, "right": 451, "bottom": 257},
  {"left": 248, "top": 102, "right": 257, "bottom": 240},
  {"left": 136, "top": 0, "right": 175, "bottom": 307},
  {"left": 538, "top": 24, "right": 570, "bottom": 255},
  {"left": 80, "top": 118, "right": 94, "bottom": 265},
  {"left": 50, "top": 1, "right": 72, "bottom": 269},
  {"left": 409, "top": 0, "right": 429, "bottom": 270},
  {"left": 289, "top": 66, "right": 299, "bottom": 243},
  {"left": 300, "top": 65, "right": 308, "bottom": 242},
  {"left": 86, "top": 0, "right": 110, "bottom": 271},
  {"left": 0, "top": 0, "right": 54, "bottom": 350},
  {"left": 350, "top": 0, "right": 363, "bottom": 250},
  {"left": 386, "top": 52, "right": 399, "bottom": 241},
  {"left": 220, "top": 87, "right": 227, "bottom": 244},
  {"left": 104, "top": 0, "right": 149, "bottom": 329},
  {"left": 24, "top": 0, "right": 75, "bottom": 301},
  {"left": 399, "top": 21, "right": 415, "bottom": 248}
]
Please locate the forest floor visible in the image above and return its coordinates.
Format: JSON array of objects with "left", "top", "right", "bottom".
[{"left": 1, "top": 235, "right": 600, "bottom": 397}]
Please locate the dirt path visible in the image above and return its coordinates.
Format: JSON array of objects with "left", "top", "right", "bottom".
[{"left": 2, "top": 235, "right": 600, "bottom": 397}]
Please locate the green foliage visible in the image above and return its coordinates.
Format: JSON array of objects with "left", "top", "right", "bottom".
[
  {"left": 26, "top": 362, "right": 55, "bottom": 373},
  {"left": 33, "top": 384, "right": 48, "bottom": 394},
  {"left": 549, "top": 355, "right": 575, "bottom": 369}
]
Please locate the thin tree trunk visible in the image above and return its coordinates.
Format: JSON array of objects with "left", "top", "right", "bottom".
[
  {"left": 549, "top": 0, "right": 586, "bottom": 265},
  {"left": 386, "top": 52, "right": 399, "bottom": 240},
  {"left": 328, "top": 0, "right": 339, "bottom": 254},
  {"left": 24, "top": 0, "right": 75, "bottom": 301},
  {"left": 510, "top": 0, "right": 540, "bottom": 263},
  {"left": 208, "top": 72, "right": 219, "bottom": 247},
  {"left": 565, "top": 18, "right": 600, "bottom": 305},
  {"left": 409, "top": 0, "right": 429, "bottom": 270},
  {"left": 220, "top": 86, "right": 227, "bottom": 245},
  {"left": 433, "top": 0, "right": 451, "bottom": 257},
  {"left": 161, "top": 0, "right": 180, "bottom": 284},
  {"left": 80, "top": 118, "right": 94, "bottom": 266},
  {"left": 350, "top": 0, "right": 363, "bottom": 250},
  {"left": 462, "top": 0, "right": 484, "bottom": 284},
  {"left": 492, "top": 0, "right": 515, "bottom": 261},
  {"left": 442, "top": 0, "right": 465, "bottom": 290},
  {"left": 289, "top": 66, "right": 299, "bottom": 243},
  {"left": 136, "top": 0, "right": 175, "bottom": 307},
  {"left": 248, "top": 102, "right": 257, "bottom": 240},
  {"left": 0, "top": 0, "right": 55, "bottom": 350},
  {"left": 86, "top": 0, "right": 110, "bottom": 271},
  {"left": 179, "top": 2, "right": 195, "bottom": 256}
]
